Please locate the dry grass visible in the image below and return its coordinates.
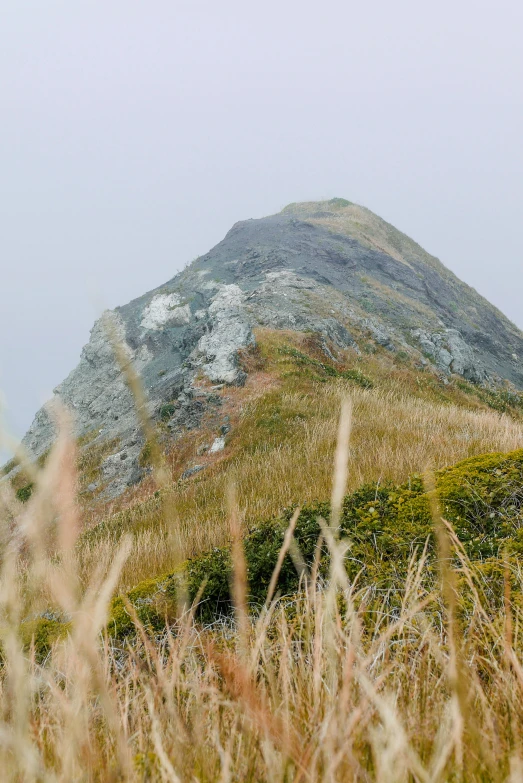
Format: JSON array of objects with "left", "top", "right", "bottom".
[
  {"left": 2, "top": 405, "right": 523, "bottom": 781},
  {"left": 80, "top": 373, "right": 523, "bottom": 594},
  {"left": 233, "top": 383, "right": 523, "bottom": 518}
]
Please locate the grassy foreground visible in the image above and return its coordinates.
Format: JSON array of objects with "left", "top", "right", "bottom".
[
  {"left": 1, "top": 426, "right": 523, "bottom": 779},
  {"left": 2, "top": 331, "right": 523, "bottom": 780}
]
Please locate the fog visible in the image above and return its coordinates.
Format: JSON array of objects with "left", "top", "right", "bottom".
[{"left": 1, "top": 0, "right": 522, "bottom": 457}]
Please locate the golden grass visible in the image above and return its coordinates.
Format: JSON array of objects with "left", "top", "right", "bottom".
[
  {"left": 2, "top": 403, "right": 523, "bottom": 781},
  {"left": 82, "top": 371, "right": 523, "bottom": 594}
]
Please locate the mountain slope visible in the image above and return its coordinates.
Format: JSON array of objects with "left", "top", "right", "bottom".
[{"left": 14, "top": 198, "right": 523, "bottom": 499}]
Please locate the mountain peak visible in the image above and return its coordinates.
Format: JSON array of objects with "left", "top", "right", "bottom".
[{"left": 11, "top": 200, "right": 523, "bottom": 499}]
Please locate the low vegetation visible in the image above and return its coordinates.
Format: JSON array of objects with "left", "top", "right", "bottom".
[{"left": 58, "top": 446, "right": 523, "bottom": 641}]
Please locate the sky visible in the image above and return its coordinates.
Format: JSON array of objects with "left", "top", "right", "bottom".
[{"left": 1, "top": 0, "right": 522, "bottom": 456}]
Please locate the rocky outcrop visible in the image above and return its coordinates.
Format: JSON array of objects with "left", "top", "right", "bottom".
[
  {"left": 196, "top": 284, "right": 254, "bottom": 384},
  {"left": 14, "top": 199, "right": 523, "bottom": 498},
  {"left": 411, "top": 328, "right": 487, "bottom": 383},
  {"left": 22, "top": 314, "right": 142, "bottom": 461}
]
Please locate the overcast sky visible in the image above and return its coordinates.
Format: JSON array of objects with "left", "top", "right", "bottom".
[{"left": 1, "top": 0, "right": 522, "bottom": 456}]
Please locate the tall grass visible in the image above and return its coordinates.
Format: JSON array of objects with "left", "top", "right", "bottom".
[{"left": 2, "top": 404, "right": 523, "bottom": 780}]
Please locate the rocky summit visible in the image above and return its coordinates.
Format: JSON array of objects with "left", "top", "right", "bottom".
[{"left": 18, "top": 198, "right": 523, "bottom": 498}]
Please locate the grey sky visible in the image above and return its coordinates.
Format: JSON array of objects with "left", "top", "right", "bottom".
[{"left": 1, "top": 0, "right": 522, "bottom": 456}]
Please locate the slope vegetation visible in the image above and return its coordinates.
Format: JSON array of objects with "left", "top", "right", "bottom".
[{"left": 13, "top": 329, "right": 522, "bottom": 599}]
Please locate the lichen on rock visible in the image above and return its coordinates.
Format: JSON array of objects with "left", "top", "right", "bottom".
[
  {"left": 141, "top": 293, "right": 191, "bottom": 330},
  {"left": 196, "top": 284, "right": 254, "bottom": 385}
]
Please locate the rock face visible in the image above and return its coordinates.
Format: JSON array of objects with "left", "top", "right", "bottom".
[
  {"left": 18, "top": 198, "right": 523, "bottom": 497},
  {"left": 411, "top": 328, "right": 486, "bottom": 383}
]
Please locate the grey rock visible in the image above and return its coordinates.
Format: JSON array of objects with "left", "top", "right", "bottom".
[
  {"left": 363, "top": 319, "right": 397, "bottom": 351},
  {"left": 412, "top": 328, "right": 487, "bottom": 383},
  {"left": 181, "top": 465, "right": 204, "bottom": 479},
  {"left": 209, "top": 436, "right": 226, "bottom": 454},
  {"left": 141, "top": 293, "right": 191, "bottom": 330},
  {"left": 195, "top": 284, "right": 253, "bottom": 384},
  {"left": 100, "top": 441, "right": 144, "bottom": 499}
]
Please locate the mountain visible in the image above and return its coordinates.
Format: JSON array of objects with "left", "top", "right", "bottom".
[
  {"left": 14, "top": 198, "right": 523, "bottom": 498},
  {"left": 6, "top": 200, "right": 523, "bottom": 782}
]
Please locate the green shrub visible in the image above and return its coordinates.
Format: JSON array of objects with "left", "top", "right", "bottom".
[
  {"left": 455, "top": 379, "right": 523, "bottom": 417},
  {"left": 329, "top": 197, "right": 351, "bottom": 208},
  {"left": 186, "top": 547, "right": 232, "bottom": 624},
  {"left": 159, "top": 402, "right": 177, "bottom": 421},
  {"left": 109, "top": 572, "right": 180, "bottom": 639},
  {"left": 360, "top": 296, "right": 376, "bottom": 313},
  {"left": 16, "top": 483, "right": 34, "bottom": 503},
  {"left": 18, "top": 617, "right": 70, "bottom": 662}
]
